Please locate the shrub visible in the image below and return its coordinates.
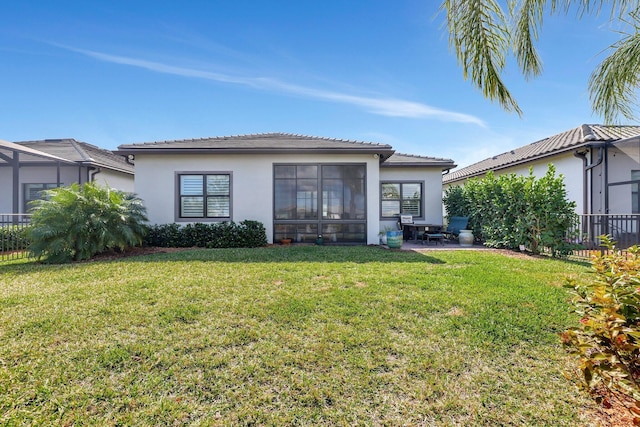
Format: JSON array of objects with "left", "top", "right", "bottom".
[
  {"left": 442, "top": 185, "right": 469, "bottom": 221},
  {"left": 144, "top": 220, "right": 267, "bottom": 248},
  {"left": 0, "top": 226, "right": 31, "bottom": 252},
  {"left": 27, "top": 182, "right": 148, "bottom": 263},
  {"left": 443, "top": 165, "right": 578, "bottom": 255},
  {"left": 561, "top": 236, "right": 640, "bottom": 421}
]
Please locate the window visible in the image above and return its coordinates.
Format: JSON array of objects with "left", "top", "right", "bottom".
[
  {"left": 24, "top": 183, "right": 59, "bottom": 212},
  {"left": 633, "top": 171, "right": 640, "bottom": 214},
  {"left": 178, "top": 173, "right": 231, "bottom": 219},
  {"left": 274, "top": 165, "right": 318, "bottom": 220},
  {"left": 381, "top": 182, "right": 422, "bottom": 218},
  {"left": 321, "top": 165, "right": 366, "bottom": 220}
]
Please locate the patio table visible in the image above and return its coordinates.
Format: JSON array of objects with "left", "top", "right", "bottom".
[{"left": 402, "top": 223, "right": 443, "bottom": 241}]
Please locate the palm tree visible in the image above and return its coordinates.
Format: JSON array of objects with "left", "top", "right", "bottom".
[
  {"left": 441, "top": 0, "right": 640, "bottom": 122},
  {"left": 28, "top": 182, "right": 148, "bottom": 263}
]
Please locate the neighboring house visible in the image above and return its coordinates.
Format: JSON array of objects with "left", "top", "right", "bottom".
[
  {"left": 443, "top": 124, "right": 640, "bottom": 216},
  {"left": 0, "top": 138, "right": 134, "bottom": 214},
  {"left": 117, "top": 133, "right": 455, "bottom": 245}
]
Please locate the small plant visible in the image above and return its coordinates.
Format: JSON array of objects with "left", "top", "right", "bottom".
[
  {"left": 378, "top": 225, "right": 395, "bottom": 236},
  {"left": 27, "top": 182, "right": 148, "bottom": 263},
  {"left": 561, "top": 236, "right": 640, "bottom": 422}
]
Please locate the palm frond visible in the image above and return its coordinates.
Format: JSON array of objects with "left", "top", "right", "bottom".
[
  {"left": 568, "top": 0, "right": 639, "bottom": 17},
  {"left": 443, "top": 0, "right": 523, "bottom": 114},
  {"left": 589, "top": 29, "right": 640, "bottom": 123},
  {"left": 512, "top": 0, "right": 546, "bottom": 79}
]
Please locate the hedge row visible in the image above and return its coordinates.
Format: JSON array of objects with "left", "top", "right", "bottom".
[
  {"left": 443, "top": 165, "right": 578, "bottom": 256},
  {"left": 144, "top": 221, "right": 267, "bottom": 248},
  {"left": 0, "top": 226, "right": 30, "bottom": 252}
]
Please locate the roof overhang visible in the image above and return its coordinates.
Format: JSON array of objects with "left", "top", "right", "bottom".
[
  {"left": 76, "top": 160, "right": 134, "bottom": 175},
  {"left": 612, "top": 135, "right": 640, "bottom": 147},
  {"left": 116, "top": 147, "right": 396, "bottom": 157},
  {"left": 381, "top": 161, "right": 456, "bottom": 168}
]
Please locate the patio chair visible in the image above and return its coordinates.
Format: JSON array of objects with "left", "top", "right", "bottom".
[
  {"left": 442, "top": 216, "right": 469, "bottom": 240},
  {"left": 398, "top": 215, "right": 414, "bottom": 240}
]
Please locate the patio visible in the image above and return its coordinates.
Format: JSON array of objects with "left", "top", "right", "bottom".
[{"left": 391, "top": 237, "right": 491, "bottom": 251}]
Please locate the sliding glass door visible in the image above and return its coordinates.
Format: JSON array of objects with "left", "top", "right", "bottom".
[{"left": 274, "top": 164, "right": 366, "bottom": 243}]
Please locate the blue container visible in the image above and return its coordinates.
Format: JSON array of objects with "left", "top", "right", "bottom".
[{"left": 386, "top": 230, "right": 403, "bottom": 248}]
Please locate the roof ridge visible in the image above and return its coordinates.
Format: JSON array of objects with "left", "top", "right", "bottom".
[
  {"left": 581, "top": 124, "right": 597, "bottom": 142},
  {"left": 67, "top": 139, "right": 95, "bottom": 162},
  {"left": 131, "top": 132, "right": 390, "bottom": 147}
]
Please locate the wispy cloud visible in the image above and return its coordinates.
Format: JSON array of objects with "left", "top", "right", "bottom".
[{"left": 63, "top": 46, "right": 486, "bottom": 127}]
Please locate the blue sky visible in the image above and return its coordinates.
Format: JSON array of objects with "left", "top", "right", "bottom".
[{"left": 0, "top": 1, "right": 628, "bottom": 167}]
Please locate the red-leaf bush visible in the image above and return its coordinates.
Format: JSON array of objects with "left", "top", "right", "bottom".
[{"left": 562, "top": 236, "right": 640, "bottom": 422}]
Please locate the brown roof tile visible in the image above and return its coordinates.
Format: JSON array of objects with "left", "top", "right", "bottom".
[{"left": 443, "top": 124, "right": 640, "bottom": 183}]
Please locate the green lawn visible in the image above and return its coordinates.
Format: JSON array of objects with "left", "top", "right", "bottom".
[{"left": 0, "top": 246, "right": 597, "bottom": 426}]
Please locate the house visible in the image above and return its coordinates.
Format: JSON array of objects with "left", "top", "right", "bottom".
[
  {"left": 116, "top": 133, "right": 455, "bottom": 244},
  {"left": 443, "top": 124, "right": 640, "bottom": 216},
  {"left": 0, "top": 138, "right": 134, "bottom": 214}
]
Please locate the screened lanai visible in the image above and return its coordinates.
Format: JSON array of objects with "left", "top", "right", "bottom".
[{"left": 0, "top": 139, "right": 77, "bottom": 217}]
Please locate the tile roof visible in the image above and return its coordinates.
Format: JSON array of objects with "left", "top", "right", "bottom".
[
  {"left": 117, "top": 132, "right": 395, "bottom": 155},
  {"left": 0, "top": 139, "right": 77, "bottom": 165},
  {"left": 443, "top": 124, "right": 640, "bottom": 184},
  {"left": 382, "top": 153, "right": 456, "bottom": 168},
  {"left": 14, "top": 139, "right": 134, "bottom": 174}
]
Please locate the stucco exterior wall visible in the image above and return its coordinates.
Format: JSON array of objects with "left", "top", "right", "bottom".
[
  {"left": 379, "top": 167, "right": 445, "bottom": 232},
  {"left": 95, "top": 169, "right": 135, "bottom": 193},
  {"left": 133, "top": 153, "right": 382, "bottom": 244}
]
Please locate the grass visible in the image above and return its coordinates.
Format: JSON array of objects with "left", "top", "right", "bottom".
[{"left": 0, "top": 246, "right": 597, "bottom": 425}]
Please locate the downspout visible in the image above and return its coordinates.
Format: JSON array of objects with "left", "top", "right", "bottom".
[
  {"left": 604, "top": 144, "right": 609, "bottom": 214},
  {"left": 88, "top": 166, "right": 101, "bottom": 183},
  {"left": 573, "top": 143, "right": 605, "bottom": 215}
]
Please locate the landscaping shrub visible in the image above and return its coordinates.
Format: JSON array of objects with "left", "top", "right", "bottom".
[
  {"left": 443, "top": 165, "right": 578, "bottom": 255},
  {"left": 0, "top": 226, "right": 30, "bottom": 252},
  {"left": 562, "top": 236, "right": 640, "bottom": 421},
  {"left": 144, "top": 220, "right": 267, "bottom": 248},
  {"left": 27, "top": 182, "right": 148, "bottom": 263},
  {"left": 442, "top": 185, "right": 468, "bottom": 220}
]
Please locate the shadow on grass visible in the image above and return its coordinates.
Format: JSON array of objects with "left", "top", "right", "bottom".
[
  {"left": 0, "top": 246, "right": 447, "bottom": 274},
  {"left": 120, "top": 245, "right": 448, "bottom": 265}
]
